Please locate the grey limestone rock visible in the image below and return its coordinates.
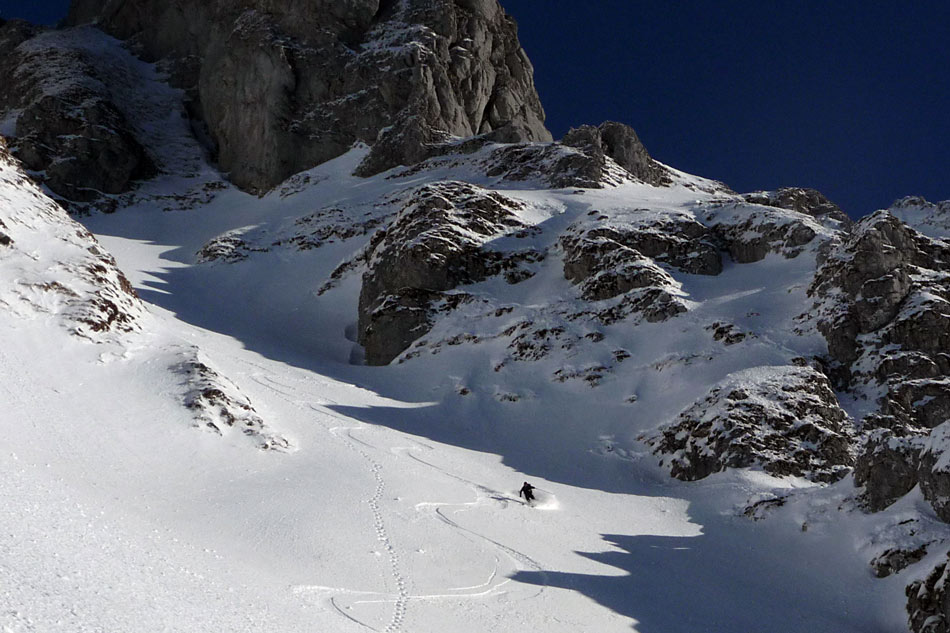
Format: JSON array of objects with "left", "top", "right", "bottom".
[
  {"left": 561, "top": 231, "right": 677, "bottom": 302},
  {"left": 0, "top": 23, "right": 155, "bottom": 206},
  {"left": 743, "top": 187, "right": 851, "bottom": 230},
  {"left": 907, "top": 551, "right": 950, "bottom": 633},
  {"left": 648, "top": 366, "right": 854, "bottom": 483},
  {"left": 67, "top": 0, "right": 551, "bottom": 192},
  {"left": 561, "top": 121, "right": 672, "bottom": 188},
  {"left": 871, "top": 545, "right": 928, "bottom": 578},
  {"left": 854, "top": 430, "right": 926, "bottom": 512},
  {"left": 0, "top": 137, "right": 145, "bottom": 336},
  {"left": 705, "top": 201, "right": 827, "bottom": 264},
  {"left": 175, "top": 351, "right": 292, "bottom": 451},
  {"left": 918, "top": 423, "right": 950, "bottom": 524},
  {"left": 809, "top": 211, "right": 932, "bottom": 366},
  {"left": 805, "top": 210, "right": 950, "bottom": 518},
  {"left": 557, "top": 215, "right": 721, "bottom": 325},
  {"left": 357, "top": 181, "right": 534, "bottom": 364}
]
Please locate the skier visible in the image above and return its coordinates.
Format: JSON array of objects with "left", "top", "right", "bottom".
[{"left": 519, "top": 481, "right": 536, "bottom": 503}]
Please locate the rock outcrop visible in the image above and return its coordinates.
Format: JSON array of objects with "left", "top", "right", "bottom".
[
  {"left": 66, "top": 0, "right": 551, "bottom": 192},
  {"left": 395, "top": 133, "right": 660, "bottom": 190},
  {"left": 704, "top": 200, "right": 829, "bottom": 264},
  {"left": 174, "top": 349, "right": 292, "bottom": 451},
  {"left": 0, "top": 137, "right": 145, "bottom": 336},
  {"left": 804, "top": 208, "right": 950, "bottom": 521},
  {"left": 0, "top": 22, "right": 155, "bottom": 206},
  {"left": 648, "top": 366, "right": 854, "bottom": 483},
  {"left": 808, "top": 210, "right": 950, "bottom": 413},
  {"left": 742, "top": 187, "right": 851, "bottom": 230},
  {"left": 907, "top": 551, "right": 950, "bottom": 633},
  {"left": 558, "top": 215, "right": 720, "bottom": 324},
  {"left": 919, "top": 423, "right": 950, "bottom": 524},
  {"left": 853, "top": 430, "right": 926, "bottom": 511},
  {"left": 357, "top": 181, "right": 536, "bottom": 364},
  {"left": 561, "top": 121, "right": 672, "bottom": 187}
]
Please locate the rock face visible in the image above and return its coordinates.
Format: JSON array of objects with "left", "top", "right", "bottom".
[
  {"left": 357, "top": 181, "right": 534, "bottom": 364},
  {"left": 808, "top": 210, "right": 943, "bottom": 372},
  {"left": 0, "top": 22, "right": 155, "bottom": 206},
  {"left": 558, "top": 214, "right": 719, "bottom": 324},
  {"left": 804, "top": 205, "right": 950, "bottom": 523},
  {"left": 890, "top": 196, "right": 950, "bottom": 240},
  {"left": 561, "top": 121, "right": 672, "bottom": 187},
  {"left": 743, "top": 187, "right": 852, "bottom": 230},
  {"left": 396, "top": 129, "right": 670, "bottom": 190},
  {"left": 907, "top": 552, "right": 950, "bottom": 633},
  {"left": 919, "top": 423, "right": 950, "bottom": 523},
  {"left": 66, "top": 0, "right": 551, "bottom": 192},
  {"left": 853, "top": 430, "right": 926, "bottom": 511},
  {"left": 704, "top": 199, "right": 828, "bottom": 264},
  {"left": 648, "top": 366, "right": 854, "bottom": 483}
]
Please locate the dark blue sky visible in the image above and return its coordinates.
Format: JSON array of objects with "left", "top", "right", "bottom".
[
  {"left": 506, "top": 1, "right": 950, "bottom": 216},
  {"left": 3, "top": 1, "right": 947, "bottom": 216},
  {"left": 0, "top": 0, "right": 68, "bottom": 25}
]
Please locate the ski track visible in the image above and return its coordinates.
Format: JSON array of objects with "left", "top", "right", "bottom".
[
  {"left": 244, "top": 370, "right": 406, "bottom": 632},
  {"left": 243, "top": 363, "right": 548, "bottom": 629}
]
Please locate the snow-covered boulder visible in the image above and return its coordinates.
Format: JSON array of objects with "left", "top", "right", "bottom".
[
  {"left": 358, "top": 181, "right": 539, "bottom": 364},
  {"left": 561, "top": 121, "right": 673, "bottom": 187},
  {"left": 853, "top": 429, "right": 926, "bottom": 511},
  {"left": 906, "top": 550, "right": 950, "bottom": 633},
  {"left": 742, "top": 187, "right": 851, "bottom": 231},
  {"left": 648, "top": 366, "right": 854, "bottom": 483}
]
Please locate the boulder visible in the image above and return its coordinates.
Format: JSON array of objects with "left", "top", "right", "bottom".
[
  {"left": 561, "top": 121, "right": 672, "bottom": 187},
  {"left": 907, "top": 552, "right": 950, "bottom": 633},
  {"left": 0, "top": 24, "right": 155, "bottom": 205},
  {"left": 357, "top": 181, "right": 533, "bottom": 364},
  {"left": 648, "top": 366, "right": 854, "bottom": 482},
  {"left": 854, "top": 430, "right": 926, "bottom": 511}
]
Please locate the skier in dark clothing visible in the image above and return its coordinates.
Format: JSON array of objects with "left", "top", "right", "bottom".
[{"left": 519, "top": 482, "right": 535, "bottom": 503}]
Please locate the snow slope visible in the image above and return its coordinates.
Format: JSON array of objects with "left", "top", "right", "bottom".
[
  {"left": 1, "top": 28, "right": 943, "bottom": 633},
  {"left": 0, "top": 291, "right": 907, "bottom": 633},
  {"left": 32, "top": 159, "right": 898, "bottom": 632}
]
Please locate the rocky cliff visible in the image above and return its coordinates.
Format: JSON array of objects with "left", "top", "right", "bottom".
[{"left": 63, "top": 0, "right": 551, "bottom": 193}]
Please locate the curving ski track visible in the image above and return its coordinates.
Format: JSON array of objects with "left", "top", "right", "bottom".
[{"left": 243, "top": 365, "right": 548, "bottom": 630}]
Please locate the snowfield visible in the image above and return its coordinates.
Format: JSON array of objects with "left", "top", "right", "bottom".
[
  {"left": 0, "top": 144, "right": 914, "bottom": 633},
  {"left": 1, "top": 27, "right": 946, "bottom": 633}
]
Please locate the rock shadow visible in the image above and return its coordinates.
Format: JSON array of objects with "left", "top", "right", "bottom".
[{"left": 512, "top": 529, "right": 894, "bottom": 633}]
